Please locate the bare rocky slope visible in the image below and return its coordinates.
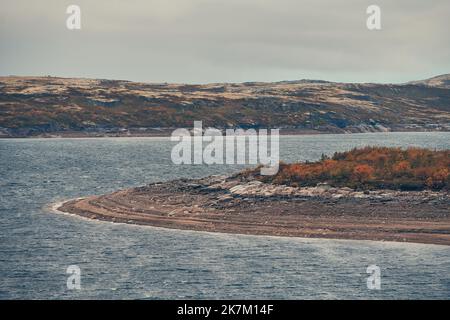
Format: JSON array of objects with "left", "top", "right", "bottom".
[{"left": 1, "top": 74, "right": 450, "bottom": 137}]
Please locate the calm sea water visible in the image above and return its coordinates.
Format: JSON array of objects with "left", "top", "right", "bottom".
[{"left": 0, "top": 132, "right": 449, "bottom": 299}]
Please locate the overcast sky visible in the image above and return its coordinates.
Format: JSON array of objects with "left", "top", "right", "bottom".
[{"left": 1, "top": 0, "right": 449, "bottom": 84}]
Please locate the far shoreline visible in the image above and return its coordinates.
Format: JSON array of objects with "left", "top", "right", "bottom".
[{"left": 2, "top": 129, "right": 450, "bottom": 139}]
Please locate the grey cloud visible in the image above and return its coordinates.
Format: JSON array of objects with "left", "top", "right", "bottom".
[{"left": 0, "top": 0, "right": 448, "bottom": 83}]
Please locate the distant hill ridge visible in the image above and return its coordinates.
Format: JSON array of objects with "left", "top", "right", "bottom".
[
  {"left": 0, "top": 74, "right": 449, "bottom": 137},
  {"left": 407, "top": 74, "right": 450, "bottom": 89}
]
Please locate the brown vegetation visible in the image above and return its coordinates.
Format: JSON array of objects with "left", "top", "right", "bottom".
[{"left": 251, "top": 147, "right": 450, "bottom": 191}]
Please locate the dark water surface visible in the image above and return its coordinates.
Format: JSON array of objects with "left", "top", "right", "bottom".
[{"left": 0, "top": 132, "right": 449, "bottom": 299}]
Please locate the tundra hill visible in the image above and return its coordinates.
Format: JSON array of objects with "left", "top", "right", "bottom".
[
  {"left": 0, "top": 75, "right": 449, "bottom": 137},
  {"left": 407, "top": 74, "right": 450, "bottom": 89}
]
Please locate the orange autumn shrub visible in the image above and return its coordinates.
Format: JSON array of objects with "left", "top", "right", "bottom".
[
  {"left": 393, "top": 160, "right": 411, "bottom": 173},
  {"left": 352, "top": 164, "right": 375, "bottom": 182},
  {"left": 250, "top": 147, "right": 450, "bottom": 191}
]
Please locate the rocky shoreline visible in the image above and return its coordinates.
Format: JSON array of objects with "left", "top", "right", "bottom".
[
  {"left": 57, "top": 174, "right": 450, "bottom": 245},
  {"left": 2, "top": 127, "right": 450, "bottom": 138}
]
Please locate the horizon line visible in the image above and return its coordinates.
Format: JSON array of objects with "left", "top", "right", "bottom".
[{"left": 0, "top": 73, "right": 449, "bottom": 86}]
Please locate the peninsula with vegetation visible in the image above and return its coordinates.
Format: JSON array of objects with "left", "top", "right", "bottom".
[{"left": 58, "top": 147, "right": 450, "bottom": 245}]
